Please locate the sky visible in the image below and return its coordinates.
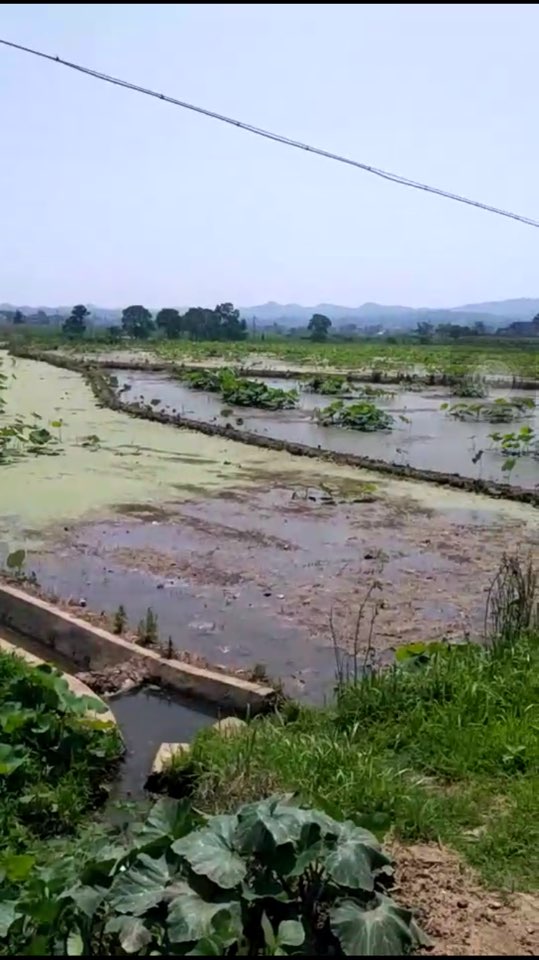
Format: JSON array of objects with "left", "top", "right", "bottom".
[{"left": 1, "top": 3, "right": 538, "bottom": 310}]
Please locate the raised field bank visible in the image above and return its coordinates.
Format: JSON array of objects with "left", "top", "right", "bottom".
[{"left": 0, "top": 336, "right": 537, "bottom": 956}]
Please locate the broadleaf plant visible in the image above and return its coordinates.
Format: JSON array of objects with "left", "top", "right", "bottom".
[{"left": 0, "top": 795, "right": 425, "bottom": 955}]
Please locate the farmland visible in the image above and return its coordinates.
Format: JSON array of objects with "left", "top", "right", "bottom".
[
  {"left": 0, "top": 337, "right": 538, "bottom": 955},
  {"left": 7, "top": 327, "right": 539, "bottom": 380}
]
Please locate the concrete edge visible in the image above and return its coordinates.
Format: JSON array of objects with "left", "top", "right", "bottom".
[
  {"left": 149, "top": 717, "right": 248, "bottom": 778},
  {"left": 0, "top": 583, "right": 276, "bottom": 714},
  {"left": 0, "top": 633, "right": 116, "bottom": 724}
]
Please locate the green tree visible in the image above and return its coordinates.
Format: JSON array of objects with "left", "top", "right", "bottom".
[
  {"left": 308, "top": 313, "right": 332, "bottom": 342},
  {"left": 215, "top": 302, "right": 247, "bottom": 341},
  {"left": 155, "top": 307, "right": 182, "bottom": 339},
  {"left": 62, "top": 304, "right": 89, "bottom": 338},
  {"left": 121, "top": 305, "right": 154, "bottom": 339},
  {"left": 182, "top": 307, "right": 216, "bottom": 340},
  {"left": 416, "top": 320, "right": 433, "bottom": 343},
  {"left": 13, "top": 310, "right": 24, "bottom": 325}
]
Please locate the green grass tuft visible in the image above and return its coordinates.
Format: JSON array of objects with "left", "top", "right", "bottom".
[{"left": 182, "top": 633, "right": 539, "bottom": 892}]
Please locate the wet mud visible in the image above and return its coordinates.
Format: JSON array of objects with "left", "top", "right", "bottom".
[{"left": 21, "top": 481, "right": 539, "bottom": 701}]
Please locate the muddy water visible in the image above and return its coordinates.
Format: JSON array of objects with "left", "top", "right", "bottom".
[
  {"left": 116, "top": 372, "right": 539, "bottom": 489},
  {"left": 111, "top": 687, "right": 218, "bottom": 796},
  {"left": 21, "top": 481, "right": 539, "bottom": 702}
]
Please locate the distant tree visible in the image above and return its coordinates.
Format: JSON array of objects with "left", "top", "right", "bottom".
[
  {"left": 106, "top": 325, "right": 122, "bottom": 342},
  {"left": 473, "top": 320, "right": 486, "bottom": 336},
  {"left": 155, "top": 307, "right": 182, "bottom": 339},
  {"left": 415, "top": 320, "right": 433, "bottom": 343},
  {"left": 62, "top": 304, "right": 89, "bottom": 338},
  {"left": 13, "top": 310, "right": 24, "bottom": 325},
  {"left": 214, "top": 302, "right": 247, "bottom": 341},
  {"left": 121, "top": 305, "right": 154, "bottom": 340},
  {"left": 308, "top": 313, "right": 332, "bottom": 342}
]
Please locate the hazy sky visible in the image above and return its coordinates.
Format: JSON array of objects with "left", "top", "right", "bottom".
[{"left": 1, "top": 3, "right": 538, "bottom": 308}]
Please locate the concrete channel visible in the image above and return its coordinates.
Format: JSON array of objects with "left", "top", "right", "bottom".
[{"left": 0, "top": 583, "right": 274, "bottom": 794}]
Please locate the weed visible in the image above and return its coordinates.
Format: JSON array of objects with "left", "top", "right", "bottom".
[
  {"left": 136, "top": 607, "right": 159, "bottom": 647},
  {"left": 484, "top": 553, "right": 538, "bottom": 647},
  {"left": 112, "top": 603, "right": 127, "bottom": 635}
]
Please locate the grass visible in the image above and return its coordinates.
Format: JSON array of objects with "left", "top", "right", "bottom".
[
  {"left": 0, "top": 649, "right": 123, "bottom": 858},
  {"left": 6, "top": 327, "right": 539, "bottom": 378},
  {"left": 176, "top": 632, "right": 539, "bottom": 893}
]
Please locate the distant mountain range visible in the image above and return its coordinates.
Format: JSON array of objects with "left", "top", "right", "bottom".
[
  {"left": 1, "top": 297, "right": 538, "bottom": 330},
  {"left": 238, "top": 298, "right": 539, "bottom": 329}
]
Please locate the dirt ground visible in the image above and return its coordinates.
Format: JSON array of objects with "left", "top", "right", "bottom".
[
  {"left": 392, "top": 843, "right": 539, "bottom": 956},
  {"left": 22, "top": 472, "right": 538, "bottom": 700}
]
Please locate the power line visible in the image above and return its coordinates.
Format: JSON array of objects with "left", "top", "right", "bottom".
[{"left": 2, "top": 35, "right": 539, "bottom": 229}]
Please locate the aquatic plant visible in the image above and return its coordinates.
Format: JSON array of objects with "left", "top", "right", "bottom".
[
  {"left": 316, "top": 399, "right": 393, "bottom": 431},
  {"left": 0, "top": 359, "right": 62, "bottom": 463},
  {"left": 489, "top": 424, "right": 538, "bottom": 458},
  {"left": 184, "top": 367, "right": 298, "bottom": 410},
  {"left": 450, "top": 373, "right": 488, "bottom": 398},
  {"left": 442, "top": 396, "right": 535, "bottom": 423},
  {"left": 304, "top": 374, "right": 351, "bottom": 395}
]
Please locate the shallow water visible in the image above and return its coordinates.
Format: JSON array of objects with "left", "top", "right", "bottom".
[
  {"left": 116, "top": 372, "right": 539, "bottom": 489},
  {"left": 111, "top": 686, "right": 218, "bottom": 796}
]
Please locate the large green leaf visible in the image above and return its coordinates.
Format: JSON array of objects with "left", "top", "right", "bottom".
[
  {"left": 61, "top": 884, "right": 106, "bottom": 918},
  {"left": 2, "top": 853, "right": 35, "bottom": 882},
  {"left": 277, "top": 919, "right": 305, "bottom": 947},
  {"left": 167, "top": 881, "right": 241, "bottom": 944},
  {"left": 0, "top": 742, "right": 27, "bottom": 775},
  {"left": 105, "top": 915, "right": 152, "bottom": 953},
  {"left": 0, "top": 900, "right": 18, "bottom": 937},
  {"left": 325, "top": 823, "right": 389, "bottom": 891},
  {"left": 236, "top": 797, "right": 329, "bottom": 854},
  {"left": 66, "top": 930, "right": 84, "bottom": 955},
  {"left": 138, "top": 797, "right": 194, "bottom": 848},
  {"left": 172, "top": 824, "right": 246, "bottom": 889},
  {"left": 109, "top": 854, "right": 170, "bottom": 915},
  {"left": 330, "top": 895, "right": 415, "bottom": 956}
]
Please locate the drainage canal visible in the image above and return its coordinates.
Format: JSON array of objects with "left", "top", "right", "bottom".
[{"left": 108, "top": 685, "right": 223, "bottom": 796}]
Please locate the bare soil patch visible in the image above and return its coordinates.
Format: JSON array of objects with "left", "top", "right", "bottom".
[{"left": 392, "top": 842, "right": 539, "bottom": 956}]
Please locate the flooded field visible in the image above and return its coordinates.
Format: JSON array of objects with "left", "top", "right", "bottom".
[
  {"left": 1, "top": 353, "right": 538, "bottom": 701},
  {"left": 115, "top": 371, "right": 539, "bottom": 489}
]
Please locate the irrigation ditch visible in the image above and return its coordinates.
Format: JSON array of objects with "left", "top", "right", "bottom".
[{"left": 0, "top": 582, "right": 274, "bottom": 796}]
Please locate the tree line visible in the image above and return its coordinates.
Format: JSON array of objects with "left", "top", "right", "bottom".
[
  {"left": 62, "top": 302, "right": 249, "bottom": 341},
  {"left": 61, "top": 305, "right": 334, "bottom": 342}
]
